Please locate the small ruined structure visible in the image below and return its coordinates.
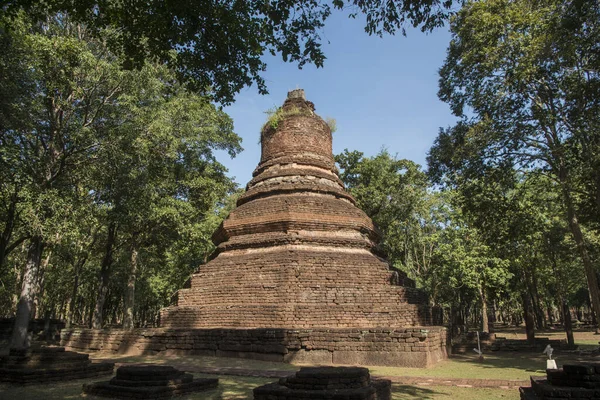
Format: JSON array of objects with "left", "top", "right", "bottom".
[
  {"left": 61, "top": 90, "right": 446, "bottom": 367},
  {"left": 520, "top": 363, "right": 600, "bottom": 399},
  {"left": 254, "top": 366, "right": 391, "bottom": 400},
  {"left": 83, "top": 364, "right": 218, "bottom": 399},
  {"left": 0, "top": 346, "right": 113, "bottom": 384}
]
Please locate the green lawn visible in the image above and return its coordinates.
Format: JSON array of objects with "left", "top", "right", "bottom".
[
  {"left": 391, "top": 384, "right": 519, "bottom": 400},
  {"left": 0, "top": 374, "right": 520, "bottom": 400},
  {"left": 3, "top": 348, "right": 576, "bottom": 399},
  {"left": 95, "top": 351, "right": 555, "bottom": 381},
  {"left": 369, "top": 353, "right": 545, "bottom": 381}
]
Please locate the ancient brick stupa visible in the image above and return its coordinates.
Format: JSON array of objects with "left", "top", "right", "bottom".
[{"left": 157, "top": 89, "right": 447, "bottom": 367}]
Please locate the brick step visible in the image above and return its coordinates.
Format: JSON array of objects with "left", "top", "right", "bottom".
[
  {"left": 109, "top": 373, "right": 194, "bottom": 387},
  {"left": 83, "top": 377, "right": 218, "bottom": 399},
  {"left": 0, "top": 362, "right": 114, "bottom": 384},
  {"left": 529, "top": 375, "right": 600, "bottom": 398}
]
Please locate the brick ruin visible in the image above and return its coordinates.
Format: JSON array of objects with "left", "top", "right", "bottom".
[
  {"left": 254, "top": 366, "right": 391, "bottom": 400},
  {"left": 520, "top": 363, "right": 600, "bottom": 399},
  {"left": 83, "top": 365, "right": 218, "bottom": 399},
  {"left": 160, "top": 89, "right": 434, "bottom": 330},
  {"left": 61, "top": 89, "right": 447, "bottom": 367},
  {"left": 0, "top": 346, "right": 113, "bottom": 384}
]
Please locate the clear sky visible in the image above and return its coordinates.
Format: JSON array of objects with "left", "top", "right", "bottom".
[{"left": 218, "top": 12, "right": 458, "bottom": 187}]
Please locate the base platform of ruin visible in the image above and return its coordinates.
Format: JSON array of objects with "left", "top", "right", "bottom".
[
  {"left": 254, "top": 366, "right": 391, "bottom": 400},
  {"left": 520, "top": 363, "right": 600, "bottom": 399},
  {"left": 61, "top": 327, "right": 448, "bottom": 368},
  {"left": 0, "top": 346, "right": 114, "bottom": 384},
  {"left": 83, "top": 364, "right": 218, "bottom": 399}
]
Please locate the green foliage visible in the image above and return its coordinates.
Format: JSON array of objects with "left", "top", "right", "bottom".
[
  {"left": 0, "top": 13, "right": 242, "bottom": 326},
  {"left": 1, "top": 1, "right": 457, "bottom": 104},
  {"left": 429, "top": 0, "right": 600, "bottom": 328},
  {"left": 325, "top": 118, "right": 337, "bottom": 133},
  {"left": 336, "top": 149, "right": 441, "bottom": 288},
  {"left": 261, "top": 106, "right": 312, "bottom": 133}
]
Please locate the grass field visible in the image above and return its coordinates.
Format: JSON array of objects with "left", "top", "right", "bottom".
[{"left": 0, "top": 375, "right": 522, "bottom": 400}]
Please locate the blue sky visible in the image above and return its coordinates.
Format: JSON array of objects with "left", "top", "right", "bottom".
[{"left": 218, "top": 12, "right": 458, "bottom": 187}]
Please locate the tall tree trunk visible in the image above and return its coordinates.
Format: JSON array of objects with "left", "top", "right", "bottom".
[
  {"left": 92, "top": 223, "right": 116, "bottom": 329},
  {"left": 549, "top": 246, "right": 574, "bottom": 345},
  {"left": 122, "top": 235, "right": 138, "bottom": 330},
  {"left": 522, "top": 293, "right": 535, "bottom": 344},
  {"left": 66, "top": 232, "right": 95, "bottom": 328},
  {"left": 33, "top": 250, "right": 52, "bottom": 319},
  {"left": 10, "top": 236, "right": 44, "bottom": 349},
  {"left": 530, "top": 268, "right": 546, "bottom": 329},
  {"left": 478, "top": 283, "right": 489, "bottom": 332},
  {"left": 555, "top": 162, "right": 600, "bottom": 331},
  {"left": 562, "top": 187, "right": 600, "bottom": 332},
  {"left": 561, "top": 299, "right": 574, "bottom": 346},
  {"left": 66, "top": 260, "right": 82, "bottom": 329},
  {"left": 0, "top": 190, "right": 19, "bottom": 272}
]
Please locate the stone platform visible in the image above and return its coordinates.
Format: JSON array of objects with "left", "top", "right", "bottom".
[
  {"left": 253, "top": 366, "right": 391, "bottom": 400},
  {"left": 61, "top": 327, "right": 447, "bottom": 368},
  {"left": 83, "top": 364, "right": 218, "bottom": 399},
  {"left": 0, "top": 346, "right": 113, "bottom": 384},
  {"left": 520, "top": 363, "right": 600, "bottom": 399}
]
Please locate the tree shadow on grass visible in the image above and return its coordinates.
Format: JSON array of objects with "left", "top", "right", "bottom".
[
  {"left": 391, "top": 383, "right": 449, "bottom": 399},
  {"left": 451, "top": 352, "right": 546, "bottom": 374},
  {"left": 189, "top": 373, "right": 272, "bottom": 399},
  {"left": 0, "top": 374, "right": 272, "bottom": 400},
  {"left": 449, "top": 350, "right": 600, "bottom": 378},
  {"left": 0, "top": 380, "right": 92, "bottom": 400},
  {"left": 93, "top": 353, "right": 299, "bottom": 373}
]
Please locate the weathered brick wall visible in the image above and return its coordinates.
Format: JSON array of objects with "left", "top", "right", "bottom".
[
  {"left": 161, "top": 90, "right": 442, "bottom": 340},
  {"left": 161, "top": 248, "right": 431, "bottom": 329},
  {"left": 261, "top": 96, "right": 333, "bottom": 164},
  {"left": 61, "top": 327, "right": 448, "bottom": 368}
]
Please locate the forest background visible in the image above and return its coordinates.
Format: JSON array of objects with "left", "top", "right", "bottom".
[{"left": 0, "top": 0, "right": 598, "bottom": 347}]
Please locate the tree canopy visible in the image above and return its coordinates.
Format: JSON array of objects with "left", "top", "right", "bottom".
[
  {"left": 0, "top": 13, "right": 241, "bottom": 345},
  {"left": 429, "top": 0, "right": 600, "bottom": 330},
  {"left": 2, "top": 0, "right": 457, "bottom": 104}
]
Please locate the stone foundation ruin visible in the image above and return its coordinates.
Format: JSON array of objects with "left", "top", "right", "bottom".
[
  {"left": 0, "top": 346, "right": 113, "bottom": 384},
  {"left": 61, "top": 89, "right": 447, "bottom": 367},
  {"left": 520, "top": 363, "right": 600, "bottom": 399},
  {"left": 83, "top": 364, "right": 218, "bottom": 399},
  {"left": 254, "top": 366, "right": 391, "bottom": 400}
]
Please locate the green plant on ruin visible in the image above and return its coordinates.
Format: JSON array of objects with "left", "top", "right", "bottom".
[
  {"left": 325, "top": 117, "right": 337, "bottom": 133},
  {"left": 260, "top": 106, "right": 312, "bottom": 135}
]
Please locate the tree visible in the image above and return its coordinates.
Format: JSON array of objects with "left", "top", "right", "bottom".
[
  {"left": 2, "top": 0, "right": 457, "bottom": 104},
  {"left": 434, "top": 214, "right": 511, "bottom": 333},
  {"left": 88, "top": 69, "right": 240, "bottom": 329},
  {"left": 433, "top": 0, "right": 600, "bottom": 330},
  {"left": 1, "top": 13, "right": 132, "bottom": 347},
  {"left": 0, "top": 13, "right": 241, "bottom": 344},
  {"left": 336, "top": 149, "right": 438, "bottom": 281}
]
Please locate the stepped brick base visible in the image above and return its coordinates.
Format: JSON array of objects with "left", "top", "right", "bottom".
[
  {"left": 0, "top": 346, "right": 114, "bottom": 384},
  {"left": 83, "top": 365, "right": 218, "bottom": 399},
  {"left": 253, "top": 366, "right": 391, "bottom": 400},
  {"left": 61, "top": 327, "right": 448, "bottom": 368},
  {"left": 156, "top": 91, "right": 444, "bottom": 364},
  {"left": 520, "top": 363, "right": 600, "bottom": 399}
]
